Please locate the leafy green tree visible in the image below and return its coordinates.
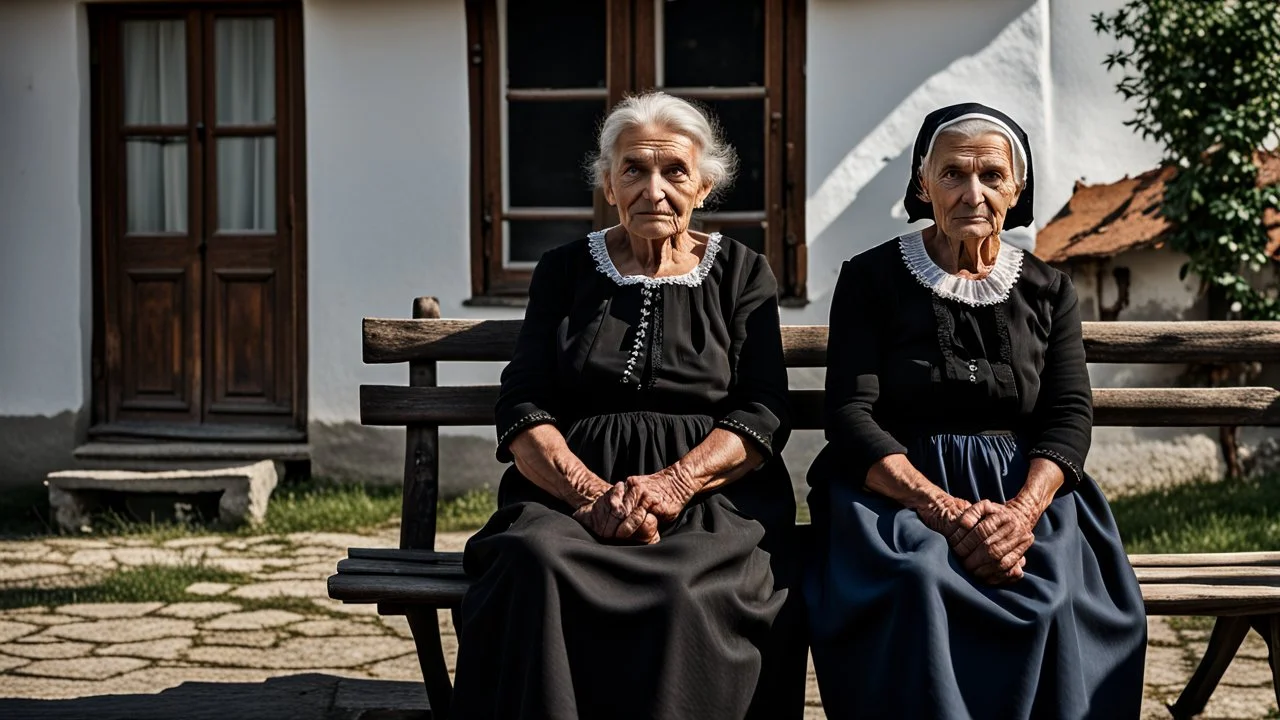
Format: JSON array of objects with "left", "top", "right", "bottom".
[{"left": 1095, "top": 0, "right": 1280, "bottom": 320}]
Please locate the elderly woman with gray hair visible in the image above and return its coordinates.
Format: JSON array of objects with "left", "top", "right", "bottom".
[
  {"left": 451, "top": 91, "right": 802, "bottom": 720},
  {"left": 805, "top": 103, "right": 1147, "bottom": 719}
]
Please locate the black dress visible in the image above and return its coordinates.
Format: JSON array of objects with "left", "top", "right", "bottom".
[
  {"left": 452, "top": 230, "right": 804, "bottom": 720},
  {"left": 804, "top": 232, "right": 1147, "bottom": 719}
]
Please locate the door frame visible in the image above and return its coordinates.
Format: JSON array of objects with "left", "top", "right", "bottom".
[{"left": 88, "top": 1, "right": 308, "bottom": 441}]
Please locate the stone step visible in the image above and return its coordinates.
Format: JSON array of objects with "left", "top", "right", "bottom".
[
  {"left": 45, "top": 461, "right": 278, "bottom": 533},
  {"left": 74, "top": 442, "right": 310, "bottom": 463}
]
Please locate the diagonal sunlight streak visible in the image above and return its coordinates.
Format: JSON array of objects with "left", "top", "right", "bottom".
[{"left": 806, "top": 5, "right": 1045, "bottom": 244}]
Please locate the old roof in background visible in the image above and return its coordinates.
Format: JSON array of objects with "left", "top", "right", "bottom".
[{"left": 1035, "top": 153, "right": 1280, "bottom": 264}]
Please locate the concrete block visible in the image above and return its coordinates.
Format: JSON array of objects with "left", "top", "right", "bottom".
[{"left": 45, "top": 461, "right": 277, "bottom": 532}]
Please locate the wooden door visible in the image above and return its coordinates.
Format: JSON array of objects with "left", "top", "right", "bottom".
[{"left": 92, "top": 3, "right": 305, "bottom": 441}]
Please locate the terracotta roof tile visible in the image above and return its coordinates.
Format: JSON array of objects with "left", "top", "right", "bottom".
[{"left": 1036, "top": 152, "right": 1280, "bottom": 263}]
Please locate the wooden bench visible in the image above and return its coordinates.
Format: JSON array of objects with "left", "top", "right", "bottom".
[{"left": 328, "top": 296, "right": 1280, "bottom": 719}]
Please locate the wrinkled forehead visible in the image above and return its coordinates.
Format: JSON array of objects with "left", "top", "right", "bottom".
[
  {"left": 924, "top": 113, "right": 1027, "bottom": 182},
  {"left": 614, "top": 125, "right": 701, "bottom": 164},
  {"left": 929, "top": 132, "right": 1014, "bottom": 167}
]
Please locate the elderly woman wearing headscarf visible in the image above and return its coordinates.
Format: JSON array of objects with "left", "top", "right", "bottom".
[
  {"left": 450, "top": 91, "right": 804, "bottom": 720},
  {"left": 804, "top": 103, "right": 1147, "bottom": 719}
]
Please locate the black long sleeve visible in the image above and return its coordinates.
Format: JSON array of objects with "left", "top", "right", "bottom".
[{"left": 1026, "top": 273, "right": 1091, "bottom": 491}]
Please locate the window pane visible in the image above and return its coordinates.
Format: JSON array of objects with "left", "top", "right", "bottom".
[
  {"left": 662, "top": 0, "right": 764, "bottom": 87},
  {"left": 508, "top": 219, "right": 593, "bottom": 265},
  {"left": 216, "top": 17, "right": 276, "bottom": 126},
  {"left": 126, "top": 137, "right": 188, "bottom": 233},
  {"left": 218, "top": 137, "right": 276, "bottom": 231},
  {"left": 702, "top": 99, "right": 764, "bottom": 212},
  {"left": 506, "top": 0, "right": 605, "bottom": 89},
  {"left": 122, "top": 20, "right": 187, "bottom": 125},
  {"left": 507, "top": 101, "right": 601, "bottom": 208}
]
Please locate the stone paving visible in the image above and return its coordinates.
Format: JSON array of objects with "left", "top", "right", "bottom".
[{"left": 0, "top": 531, "right": 1275, "bottom": 718}]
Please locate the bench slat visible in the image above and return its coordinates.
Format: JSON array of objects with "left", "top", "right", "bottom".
[
  {"left": 1134, "top": 567, "right": 1280, "bottom": 585},
  {"left": 1129, "top": 551, "right": 1280, "bottom": 568},
  {"left": 364, "top": 319, "right": 1280, "bottom": 366},
  {"left": 348, "top": 547, "right": 463, "bottom": 565},
  {"left": 337, "top": 558, "right": 468, "bottom": 578},
  {"left": 327, "top": 572, "right": 471, "bottom": 607},
  {"left": 361, "top": 385, "right": 1280, "bottom": 428},
  {"left": 1141, "top": 584, "right": 1280, "bottom": 616}
]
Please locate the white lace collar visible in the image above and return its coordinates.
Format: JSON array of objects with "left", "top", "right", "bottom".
[
  {"left": 898, "top": 230, "right": 1024, "bottom": 306},
  {"left": 588, "top": 227, "right": 722, "bottom": 287}
]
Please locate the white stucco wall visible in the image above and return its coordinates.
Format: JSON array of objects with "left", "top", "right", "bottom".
[{"left": 0, "top": 1, "right": 91, "bottom": 418}]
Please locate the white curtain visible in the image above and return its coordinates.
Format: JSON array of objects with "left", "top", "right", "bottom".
[
  {"left": 216, "top": 18, "right": 276, "bottom": 232},
  {"left": 123, "top": 20, "right": 187, "bottom": 233}
]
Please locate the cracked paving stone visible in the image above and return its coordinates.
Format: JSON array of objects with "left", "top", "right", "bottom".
[
  {"left": 0, "top": 653, "right": 32, "bottom": 672},
  {"left": 1142, "top": 645, "right": 1191, "bottom": 687},
  {"left": 288, "top": 619, "right": 384, "bottom": 637},
  {"left": 185, "top": 582, "right": 234, "bottom": 596},
  {"left": 206, "top": 557, "right": 267, "bottom": 573},
  {"left": 295, "top": 546, "right": 339, "bottom": 557},
  {"left": 312, "top": 598, "right": 380, "bottom": 616},
  {"left": 44, "top": 539, "right": 112, "bottom": 550},
  {"left": 161, "top": 537, "right": 224, "bottom": 549},
  {"left": 3, "top": 614, "right": 82, "bottom": 626},
  {"left": 156, "top": 602, "right": 242, "bottom": 619},
  {"left": 1146, "top": 617, "right": 1179, "bottom": 647},
  {"left": 285, "top": 532, "right": 380, "bottom": 549},
  {"left": 378, "top": 615, "right": 414, "bottom": 639},
  {"left": 1200, "top": 685, "right": 1279, "bottom": 718},
  {"left": 0, "top": 641, "right": 95, "bottom": 659},
  {"left": 366, "top": 652, "right": 424, "bottom": 680},
  {"left": 111, "top": 548, "right": 184, "bottom": 566},
  {"left": 67, "top": 549, "right": 116, "bottom": 567},
  {"left": 229, "top": 580, "right": 327, "bottom": 600},
  {"left": 15, "top": 656, "right": 151, "bottom": 680},
  {"left": 97, "top": 637, "right": 193, "bottom": 660},
  {"left": 201, "top": 630, "right": 280, "bottom": 648},
  {"left": 0, "top": 620, "right": 40, "bottom": 643},
  {"left": 43, "top": 618, "right": 197, "bottom": 644},
  {"left": 247, "top": 543, "right": 289, "bottom": 555},
  {"left": 1220, "top": 656, "right": 1275, "bottom": 687},
  {"left": 186, "top": 635, "right": 414, "bottom": 669},
  {"left": 0, "top": 563, "right": 71, "bottom": 582},
  {"left": 59, "top": 602, "right": 164, "bottom": 619},
  {"left": 201, "top": 609, "right": 306, "bottom": 631},
  {"left": 1237, "top": 631, "right": 1272, "bottom": 661}
]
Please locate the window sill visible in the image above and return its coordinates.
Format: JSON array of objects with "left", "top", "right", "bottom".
[{"left": 463, "top": 295, "right": 529, "bottom": 308}]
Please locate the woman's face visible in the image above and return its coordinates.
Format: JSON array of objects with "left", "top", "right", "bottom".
[
  {"left": 919, "top": 131, "right": 1021, "bottom": 243},
  {"left": 604, "top": 125, "right": 712, "bottom": 242}
]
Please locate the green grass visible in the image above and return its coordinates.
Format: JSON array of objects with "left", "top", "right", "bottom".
[
  {"left": 1109, "top": 473, "right": 1280, "bottom": 554},
  {"left": 0, "top": 480, "right": 498, "bottom": 541},
  {"left": 0, "top": 564, "right": 247, "bottom": 610}
]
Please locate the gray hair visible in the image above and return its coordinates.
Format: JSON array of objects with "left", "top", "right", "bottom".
[
  {"left": 920, "top": 117, "right": 1027, "bottom": 190},
  {"left": 590, "top": 92, "right": 738, "bottom": 201}
]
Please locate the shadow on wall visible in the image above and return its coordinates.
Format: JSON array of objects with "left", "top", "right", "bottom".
[
  {"left": 801, "top": 0, "right": 1042, "bottom": 319},
  {"left": 0, "top": 411, "right": 83, "bottom": 490},
  {"left": 308, "top": 421, "right": 504, "bottom": 496}
]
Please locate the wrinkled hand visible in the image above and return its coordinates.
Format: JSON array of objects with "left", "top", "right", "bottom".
[
  {"left": 622, "top": 468, "right": 700, "bottom": 524},
  {"left": 572, "top": 482, "right": 661, "bottom": 545},
  {"left": 947, "top": 499, "right": 1038, "bottom": 585},
  {"left": 915, "top": 494, "right": 973, "bottom": 537}
]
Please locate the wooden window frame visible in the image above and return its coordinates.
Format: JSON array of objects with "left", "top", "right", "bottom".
[{"left": 465, "top": 0, "right": 806, "bottom": 304}]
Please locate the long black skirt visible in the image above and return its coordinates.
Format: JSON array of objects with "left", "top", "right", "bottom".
[
  {"left": 452, "top": 411, "right": 803, "bottom": 720},
  {"left": 804, "top": 432, "right": 1147, "bottom": 720}
]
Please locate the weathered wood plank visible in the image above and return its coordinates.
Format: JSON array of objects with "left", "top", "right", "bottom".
[
  {"left": 401, "top": 297, "right": 441, "bottom": 553},
  {"left": 1134, "top": 566, "right": 1280, "bottom": 585},
  {"left": 1141, "top": 584, "right": 1280, "bottom": 616},
  {"left": 327, "top": 573, "right": 471, "bottom": 607},
  {"left": 364, "top": 318, "right": 1280, "bottom": 366},
  {"left": 1129, "top": 551, "right": 1280, "bottom": 568},
  {"left": 337, "top": 558, "right": 468, "bottom": 578},
  {"left": 348, "top": 547, "right": 464, "bottom": 565},
  {"left": 361, "top": 385, "right": 1280, "bottom": 428}
]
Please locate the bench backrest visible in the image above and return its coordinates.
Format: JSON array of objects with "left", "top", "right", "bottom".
[{"left": 364, "top": 296, "right": 1280, "bottom": 551}]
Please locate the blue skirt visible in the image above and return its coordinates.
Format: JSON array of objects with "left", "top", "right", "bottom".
[{"left": 804, "top": 433, "right": 1146, "bottom": 720}]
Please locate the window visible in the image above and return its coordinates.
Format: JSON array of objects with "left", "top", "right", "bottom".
[{"left": 466, "top": 0, "right": 807, "bottom": 303}]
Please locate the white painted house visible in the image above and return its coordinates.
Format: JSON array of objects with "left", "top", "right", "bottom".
[{"left": 7, "top": 0, "right": 1213, "bottom": 498}]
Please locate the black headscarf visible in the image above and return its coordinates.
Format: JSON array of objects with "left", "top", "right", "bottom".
[{"left": 903, "top": 102, "right": 1035, "bottom": 230}]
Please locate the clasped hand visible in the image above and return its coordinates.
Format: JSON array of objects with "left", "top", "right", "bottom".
[
  {"left": 572, "top": 469, "right": 697, "bottom": 545},
  {"left": 919, "top": 496, "right": 1038, "bottom": 585}
]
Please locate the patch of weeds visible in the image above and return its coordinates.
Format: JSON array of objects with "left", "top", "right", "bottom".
[
  {"left": 251, "top": 481, "right": 403, "bottom": 536},
  {"left": 439, "top": 488, "right": 496, "bottom": 532},
  {"left": 1167, "top": 615, "right": 1215, "bottom": 633},
  {"left": 0, "top": 564, "right": 249, "bottom": 610},
  {"left": 1110, "top": 474, "right": 1280, "bottom": 554}
]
